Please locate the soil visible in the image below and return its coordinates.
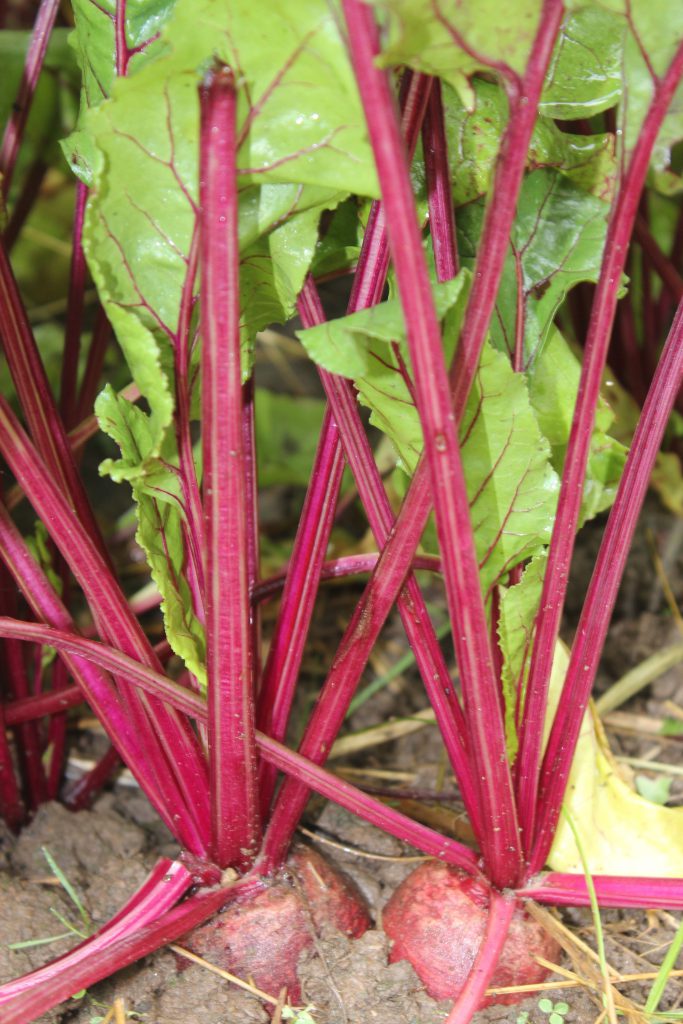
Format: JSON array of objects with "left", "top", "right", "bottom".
[{"left": 1, "top": 497, "right": 683, "bottom": 1023}]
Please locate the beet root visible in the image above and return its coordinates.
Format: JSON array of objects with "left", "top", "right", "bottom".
[
  {"left": 180, "top": 845, "right": 370, "bottom": 1001},
  {"left": 382, "top": 861, "right": 560, "bottom": 1006}
]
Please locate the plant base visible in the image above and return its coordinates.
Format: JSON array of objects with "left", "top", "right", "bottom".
[
  {"left": 180, "top": 844, "right": 370, "bottom": 1001},
  {"left": 382, "top": 861, "right": 560, "bottom": 1005}
]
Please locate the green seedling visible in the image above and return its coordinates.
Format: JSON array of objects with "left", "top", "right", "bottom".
[
  {"left": 563, "top": 809, "right": 615, "bottom": 1023},
  {"left": 282, "top": 1007, "right": 319, "bottom": 1024},
  {"left": 87, "top": 1001, "right": 145, "bottom": 1024},
  {"left": 644, "top": 916, "right": 683, "bottom": 1021},
  {"left": 538, "top": 997, "right": 570, "bottom": 1024},
  {"left": 8, "top": 846, "right": 91, "bottom": 952}
]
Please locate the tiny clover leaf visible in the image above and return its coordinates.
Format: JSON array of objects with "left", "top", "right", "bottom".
[{"left": 538, "top": 997, "right": 570, "bottom": 1021}]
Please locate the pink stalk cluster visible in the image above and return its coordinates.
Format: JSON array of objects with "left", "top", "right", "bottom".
[{"left": 0, "top": 2, "right": 682, "bottom": 1022}]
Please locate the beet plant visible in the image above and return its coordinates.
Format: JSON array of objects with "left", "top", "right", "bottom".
[{"left": 0, "top": 0, "right": 683, "bottom": 1020}]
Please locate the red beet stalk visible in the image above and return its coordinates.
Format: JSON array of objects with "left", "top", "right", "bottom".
[
  {"left": 516, "top": 39, "right": 683, "bottom": 852},
  {"left": 199, "top": 64, "right": 261, "bottom": 870}
]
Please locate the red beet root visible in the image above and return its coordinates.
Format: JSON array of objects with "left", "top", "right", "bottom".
[
  {"left": 382, "top": 861, "right": 560, "bottom": 1006},
  {"left": 180, "top": 845, "right": 370, "bottom": 1000}
]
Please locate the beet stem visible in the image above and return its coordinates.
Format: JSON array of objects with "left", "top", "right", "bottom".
[
  {"left": 444, "top": 890, "right": 516, "bottom": 1024},
  {"left": 0, "top": 0, "right": 60, "bottom": 201},
  {"left": 340, "top": 0, "right": 527, "bottom": 888},
  {"left": 199, "top": 64, "right": 261, "bottom": 869},
  {"left": 530, "top": 293, "right": 683, "bottom": 871},
  {"left": 516, "top": 40, "right": 683, "bottom": 855}
]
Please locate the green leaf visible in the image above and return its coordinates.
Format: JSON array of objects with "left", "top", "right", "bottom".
[
  {"left": 635, "top": 774, "right": 673, "bottom": 805},
  {"left": 300, "top": 274, "right": 561, "bottom": 594},
  {"left": 457, "top": 169, "right": 611, "bottom": 369},
  {"left": 254, "top": 390, "right": 327, "bottom": 487},
  {"left": 527, "top": 328, "right": 627, "bottom": 524},
  {"left": 539, "top": 5, "right": 624, "bottom": 119},
  {"left": 71, "top": 0, "right": 367, "bottom": 399},
  {"left": 298, "top": 275, "right": 467, "bottom": 382},
  {"left": 69, "top": 0, "right": 177, "bottom": 111},
  {"left": 239, "top": 196, "right": 343, "bottom": 366},
  {"left": 612, "top": 0, "right": 683, "bottom": 161},
  {"left": 432, "top": 79, "right": 616, "bottom": 208},
  {"left": 498, "top": 554, "right": 547, "bottom": 756},
  {"left": 538, "top": 999, "right": 554, "bottom": 1014},
  {"left": 373, "top": 0, "right": 544, "bottom": 107},
  {"left": 651, "top": 79, "right": 683, "bottom": 195},
  {"left": 95, "top": 387, "right": 206, "bottom": 686},
  {"left": 162, "top": 0, "right": 377, "bottom": 194},
  {"left": 311, "top": 198, "right": 364, "bottom": 279}
]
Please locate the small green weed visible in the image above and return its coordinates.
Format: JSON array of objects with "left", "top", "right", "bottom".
[
  {"left": 515, "top": 997, "right": 569, "bottom": 1024},
  {"left": 538, "top": 997, "right": 569, "bottom": 1024},
  {"left": 8, "top": 846, "right": 91, "bottom": 952},
  {"left": 282, "top": 1007, "right": 319, "bottom": 1024}
]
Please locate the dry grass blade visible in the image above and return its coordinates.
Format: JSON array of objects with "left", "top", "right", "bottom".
[
  {"left": 526, "top": 904, "right": 648, "bottom": 1024},
  {"left": 328, "top": 708, "right": 436, "bottom": 759},
  {"left": 487, "top": 967, "right": 683, "bottom": 996},
  {"left": 170, "top": 944, "right": 284, "bottom": 1007},
  {"left": 298, "top": 825, "right": 431, "bottom": 862}
]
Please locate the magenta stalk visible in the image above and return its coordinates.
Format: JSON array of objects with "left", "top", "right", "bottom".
[
  {"left": 341, "top": 0, "right": 522, "bottom": 888},
  {"left": 0, "top": 242, "right": 106, "bottom": 553},
  {"left": 5, "top": 684, "right": 84, "bottom": 726},
  {"left": 444, "top": 892, "right": 516, "bottom": 1024},
  {"left": 0, "top": 858, "right": 211, "bottom": 1022},
  {"left": 256, "top": 70, "right": 432, "bottom": 815},
  {"left": 448, "top": 0, "right": 566, "bottom": 414},
  {"left": 516, "top": 41, "right": 683, "bottom": 852},
  {"left": 0, "top": 700, "right": 23, "bottom": 830},
  {"left": 0, "top": 0, "right": 60, "bottom": 200},
  {"left": 256, "top": 408, "right": 345, "bottom": 815},
  {"left": 422, "top": 80, "right": 459, "bottom": 279},
  {"left": 0, "top": 405, "right": 210, "bottom": 851},
  {"left": 60, "top": 182, "right": 89, "bottom": 429},
  {"left": 75, "top": 307, "right": 112, "bottom": 424},
  {"left": 529, "top": 295, "right": 683, "bottom": 871},
  {"left": 257, "top": 732, "right": 482, "bottom": 875},
  {"left": 252, "top": 552, "right": 442, "bottom": 604},
  {"left": 299, "top": 280, "right": 478, "bottom": 826},
  {"left": 0, "top": 508, "right": 200, "bottom": 845},
  {"left": 174, "top": 223, "right": 206, "bottom": 612},
  {"left": 0, "top": 877, "right": 262, "bottom": 1024},
  {"left": 199, "top": 64, "right": 261, "bottom": 870},
  {"left": 261, "top": 463, "right": 468, "bottom": 871},
  {"left": 115, "top": 0, "right": 133, "bottom": 78},
  {"left": 522, "top": 873, "right": 683, "bottom": 909}
]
